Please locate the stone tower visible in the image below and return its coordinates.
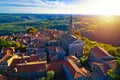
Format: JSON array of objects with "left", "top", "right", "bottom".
[{"left": 68, "top": 15, "right": 75, "bottom": 35}]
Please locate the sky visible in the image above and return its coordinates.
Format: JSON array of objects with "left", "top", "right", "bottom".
[{"left": 0, "top": 0, "right": 120, "bottom": 15}]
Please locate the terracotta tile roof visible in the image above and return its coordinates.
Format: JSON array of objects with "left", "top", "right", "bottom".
[
  {"left": 62, "top": 34, "right": 78, "bottom": 44},
  {"left": 9, "top": 58, "right": 21, "bottom": 68},
  {"left": 9, "top": 55, "right": 31, "bottom": 68},
  {"left": 18, "top": 56, "right": 30, "bottom": 62},
  {"left": 46, "top": 60, "right": 64, "bottom": 74},
  {"left": 52, "top": 29, "right": 59, "bottom": 34},
  {"left": 7, "top": 54, "right": 19, "bottom": 66},
  {"left": 0, "top": 75, "right": 7, "bottom": 80},
  {"left": 0, "top": 55, "right": 11, "bottom": 63},
  {"left": 91, "top": 46, "right": 114, "bottom": 59},
  {"left": 106, "top": 60, "right": 117, "bottom": 70},
  {"left": 27, "top": 43, "right": 46, "bottom": 48},
  {"left": 29, "top": 54, "right": 39, "bottom": 62},
  {"left": 50, "top": 40, "right": 57, "bottom": 42},
  {"left": 1, "top": 47, "right": 14, "bottom": 56},
  {"left": 92, "top": 62, "right": 110, "bottom": 74},
  {"left": 103, "top": 64, "right": 110, "bottom": 74},
  {"left": 16, "top": 61, "right": 46, "bottom": 66},
  {"left": 48, "top": 46, "right": 66, "bottom": 61},
  {"left": 66, "top": 55, "right": 79, "bottom": 63},
  {"left": 51, "top": 55, "right": 58, "bottom": 61},
  {"left": 13, "top": 61, "right": 46, "bottom": 73},
  {"left": 79, "top": 67, "right": 88, "bottom": 76},
  {"left": 63, "top": 60, "right": 87, "bottom": 79}
]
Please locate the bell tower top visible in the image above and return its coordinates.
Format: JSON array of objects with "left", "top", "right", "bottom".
[{"left": 68, "top": 15, "right": 75, "bottom": 35}]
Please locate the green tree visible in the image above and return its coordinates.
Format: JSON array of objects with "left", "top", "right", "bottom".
[
  {"left": 27, "top": 27, "right": 37, "bottom": 34},
  {"left": 39, "top": 70, "right": 55, "bottom": 80},
  {"left": 81, "top": 37, "right": 120, "bottom": 58},
  {"left": 107, "top": 69, "right": 118, "bottom": 80},
  {"left": 39, "top": 77, "right": 45, "bottom": 80},
  {"left": 79, "top": 57, "right": 88, "bottom": 67},
  {"left": 46, "top": 70, "right": 55, "bottom": 80},
  {"left": 115, "top": 57, "right": 120, "bottom": 76},
  {"left": 0, "top": 38, "right": 13, "bottom": 50},
  {"left": 12, "top": 41, "right": 20, "bottom": 49}
]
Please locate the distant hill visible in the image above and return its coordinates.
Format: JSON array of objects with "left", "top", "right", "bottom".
[
  {"left": 0, "top": 14, "right": 120, "bottom": 46},
  {"left": 0, "top": 13, "right": 70, "bottom": 23}
]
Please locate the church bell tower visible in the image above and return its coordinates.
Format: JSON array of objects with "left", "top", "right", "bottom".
[{"left": 68, "top": 15, "right": 75, "bottom": 35}]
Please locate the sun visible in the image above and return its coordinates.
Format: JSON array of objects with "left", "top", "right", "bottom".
[{"left": 85, "top": 0, "right": 120, "bottom": 15}]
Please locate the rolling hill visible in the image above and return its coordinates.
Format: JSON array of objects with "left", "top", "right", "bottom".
[{"left": 0, "top": 14, "right": 120, "bottom": 46}]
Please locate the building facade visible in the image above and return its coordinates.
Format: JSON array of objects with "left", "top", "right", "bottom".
[
  {"left": 61, "top": 16, "right": 84, "bottom": 58},
  {"left": 61, "top": 34, "right": 84, "bottom": 58}
]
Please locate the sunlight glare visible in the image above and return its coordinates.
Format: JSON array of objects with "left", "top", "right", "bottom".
[
  {"left": 85, "top": 0, "right": 120, "bottom": 15},
  {"left": 100, "top": 15, "right": 114, "bottom": 23}
]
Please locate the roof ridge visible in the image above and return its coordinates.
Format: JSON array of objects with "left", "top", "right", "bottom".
[{"left": 74, "top": 71, "right": 83, "bottom": 78}]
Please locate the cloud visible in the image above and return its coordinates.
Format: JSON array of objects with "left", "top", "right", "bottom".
[
  {"left": 0, "top": 0, "right": 68, "bottom": 8},
  {"left": 1, "top": 0, "right": 120, "bottom": 15},
  {"left": 0, "top": 0, "right": 82, "bottom": 14}
]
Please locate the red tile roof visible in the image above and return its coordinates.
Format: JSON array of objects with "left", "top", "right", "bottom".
[
  {"left": 51, "top": 55, "right": 58, "bottom": 61},
  {"left": 91, "top": 46, "right": 114, "bottom": 59},
  {"left": 27, "top": 43, "right": 46, "bottom": 48},
  {"left": 9, "top": 56, "right": 32, "bottom": 68},
  {"left": 9, "top": 58, "right": 21, "bottom": 68},
  {"left": 46, "top": 60, "right": 64, "bottom": 74},
  {"left": 0, "top": 55, "right": 10, "bottom": 63},
  {"left": 106, "top": 60, "right": 117, "bottom": 71},
  {"left": 29, "top": 54, "right": 39, "bottom": 62},
  {"left": 1, "top": 47, "right": 14, "bottom": 56},
  {"left": 66, "top": 56, "right": 79, "bottom": 63},
  {"left": 92, "top": 62, "right": 109, "bottom": 74},
  {"left": 0, "top": 75, "right": 7, "bottom": 80},
  {"left": 63, "top": 60, "right": 87, "bottom": 79},
  {"left": 12, "top": 61, "right": 46, "bottom": 73},
  {"left": 9, "top": 54, "right": 41, "bottom": 68},
  {"left": 48, "top": 46, "right": 66, "bottom": 61}
]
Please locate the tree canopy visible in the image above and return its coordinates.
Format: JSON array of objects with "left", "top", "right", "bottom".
[
  {"left": 81, "top": 37, "right": 120, "bottom": 57},
  {"left": 27, "top": 27, "right": 37, "bottom": 34},
  {"left": 39, "top": 70, "right": 55, "bottom": 80},
  {"left": 0, "top": 38, "right": 26, "bottom": 52},
  {"left": 46, "top": 70, "right": 55, "bottom": 80}
]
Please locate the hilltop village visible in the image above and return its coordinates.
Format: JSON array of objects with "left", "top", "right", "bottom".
[{"left": 0, "top": 16, "right": 117, "bottom": 80}]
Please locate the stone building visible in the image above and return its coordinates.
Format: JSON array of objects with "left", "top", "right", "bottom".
[{"left": 61, "top": 16, "right": 84, "bottom": 58}]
